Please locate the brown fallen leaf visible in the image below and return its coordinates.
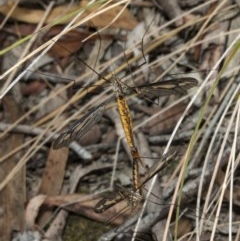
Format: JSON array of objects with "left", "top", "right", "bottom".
[
  {"left": 216, "top": 162, "right": 240, "bottom": 207},
  {"left": 45, "top": 28, "right": 126, "bottom": 59},
  {"left": 142, "top": 102, "right": 188, "bottom": 135},
  {"left": 45, "top": 30, "right": 91, "bottom": 59},
  {"left": 37, "top": 121, "right": 69, "bottom": 227},
  {"left": 169, "top": 217, "right": 193, "bottom": 239},
  {"left": 0, "top": 96, "right": 25, "bottom": 240},
  {"left": 25, "top": 194, "right": 47, "bottom": 230},
  {"left": 21, "top": 80, "right": 46, "bottom": 96},
  {"left": 0, "top": 1, "right": 137, "bottom": 30}
]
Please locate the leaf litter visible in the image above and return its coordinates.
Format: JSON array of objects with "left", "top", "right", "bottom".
[{"left": 1, "top": 1, "right": 240, "bottom": 241}]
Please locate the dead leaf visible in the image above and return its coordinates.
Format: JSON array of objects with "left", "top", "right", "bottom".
[
  {"left": 25, "top": 194, "right": 47, "bottom": 230},
  {"left": 0, "top": 2, "right": 137, "bottom": 30},
  {"left": 21, "top": 80, "right": 46, "bottom": 95},
  {"left": 169, "top": 217, "right": 193, "bottom": 238},
  {"left": 37, "top": 134, "right": 69, "bottom": 227},
  {"left": 142, "top": 102, "right": 188, "bottom": 135},
  {"left": 0, "top": 96, "right": 25, "bottom": 240}
]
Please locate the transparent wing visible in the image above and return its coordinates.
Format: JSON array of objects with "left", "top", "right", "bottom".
[
  {"left": 94, "top": 191, "right": 125, "bottom": 213},
  {"left": 135, "top": 77, "right": 198, "bottom": 98},
  {"left": 95, "top": 185, "right": 142, "bottom": 213},
  {"left": 52, "top": 102, "right": 106, "bottom": 149},
  {"left": 139, "top": 152, "right": 176, "bottom": 189}
]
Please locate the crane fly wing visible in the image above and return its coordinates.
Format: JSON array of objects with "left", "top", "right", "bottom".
[
  {"left": 136, "top": 77, "right": 198, "bottom": 98},
  {"left": 94, "top": 186, "right": 142, "bottom": 213},
  {"left": 52, "top": 102, "right": 106, "bottom": 149},
  {"left": 138, "top": 152, "right": 176, "bottom": 189},
  {"left": 94, "top": 191, "right": 125, "bottom": 213}
]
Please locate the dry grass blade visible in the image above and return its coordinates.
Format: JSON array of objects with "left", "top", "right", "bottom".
[{"left": 1, "top": 0, "right": 240, "bottom": 240}]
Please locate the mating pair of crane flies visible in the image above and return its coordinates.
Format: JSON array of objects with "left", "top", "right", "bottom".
[{"left": 52, "top": 76, "right": 198, "bottom": 214}]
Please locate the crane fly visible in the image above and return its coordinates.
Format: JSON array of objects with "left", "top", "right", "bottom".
[
  {"left": 113, "top": 78, "right": 145, "bottom": 191},
  {"left": 52, "top": 77, "right": 198, "bottom": 150},
  {"left": 94, "top": 152, "right": 176, "bottom": 214}
]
